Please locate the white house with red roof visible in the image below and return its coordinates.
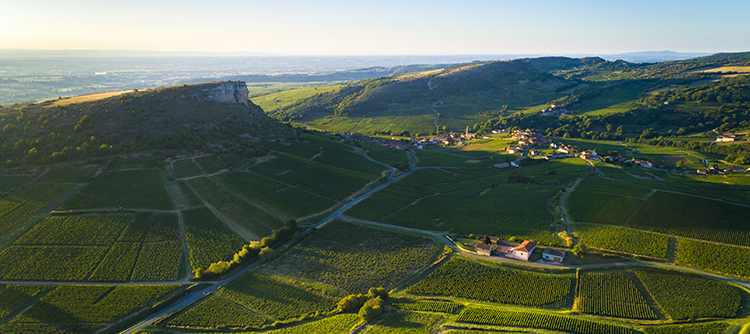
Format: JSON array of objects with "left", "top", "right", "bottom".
[{"left": 507, "top": 240, "right": 537, "bottom": 261}]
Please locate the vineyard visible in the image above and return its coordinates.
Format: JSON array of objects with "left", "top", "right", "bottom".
[
  {"left": 261, "top": 313, "right": 361, "bottom": 334},
  {"left": 167, "top": 294, "right": 269, "bottom": 328},
  {"left": 13, "top": 285, "right": 180, "bottom": 323},
  {"left": 188, "top": 177, "right": 282, "bottom": 237},
  {"left": 675, "top": 238, "right": 750, "bottom": 277},
  {"left": 221, "top": 273, "right": 337, "bottom": 321},
  {"left": 348, "top": 167, "right": 562, "bottom": 245},
  {"left": 0, "top": 245, "right": 107, "bottom": 280},
  {"left": 574, "top": 177, "right": 650, "bottom": 198},
  {"left": 0, "top": 212, "right": 183, "bottom": 282},
  {"left": 566, "top": 191, "right": 642, "bottom": 225},
  {"left": 130, "top": 240, "right": 182, "bottom": 281},
  {"left": 633, "top": 269, "right": 740, "bottom": 320},
  {"left": 576, "top": 272, "right": 656, "bottom": 319},
  {"left": 172, "top": 159, "right": 203, "bottom": 178},
  {"left": 575, "top": 224, "right": 669, "bottom": 259},
  {"left": 391, "top": 299, "right": 462, "bottom": 314},
  {"left": 363, "top": 311, "right": 445, "bottom": 334},
  {"left": 194, "top": 155, "right": 227, "bottom": 174},
  {"left": 59, "top": 169, "right": 173, "bottom": 210},
  {"left": 625, "top": 191, "right": 750, "bottom": 246},
  {"left": 264, "top": 220, "right": 440, "bottom": 294},
  {"left": 14, "top": 215, "right": 131, "bottom": 245},
  {"left": 171, "top": 272, "right": 336, "bottom": 329},
  {"left": 407, "top": 257, "right": 572, "bottom": 306},
  {"left": 182, "top": 207, "right": 246, "bottom": 270},
  {"left": 641, "top": 322, "right": 728, "bottom": 334},
  {"left": 0, "top": 184, "right": 73, "bottom": 238},
  {"left": 0, "top": 285, "right": 47, "bottom": 319},
  {"left": 454, "top": 307, "right": 632, "bottom": 334}
]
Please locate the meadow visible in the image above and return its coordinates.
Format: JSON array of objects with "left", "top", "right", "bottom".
[{"left": 264, "top": 220, "right": 440, "bottom": 294}]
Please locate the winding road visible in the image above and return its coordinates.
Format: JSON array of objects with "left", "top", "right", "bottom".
[{"left": 116, "top": 147, "right": 750, "bottom": 333}]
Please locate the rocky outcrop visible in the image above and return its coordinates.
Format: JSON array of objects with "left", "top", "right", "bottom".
[{"left": 199, "top": 81, "right": 249, "bottom": 105}]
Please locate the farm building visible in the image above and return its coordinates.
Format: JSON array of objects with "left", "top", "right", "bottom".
[
  {"left": 473, "top": 243, "right": 494, "bottom": 256},
  {"left": 542, "top": 248, "right": 566, "bottom": 263},
  {"left": 493, "top": 162, "right": 510, "bottom": 168},
  {"left": 507, "top": 240, "right": 537, "bottom": 261}
]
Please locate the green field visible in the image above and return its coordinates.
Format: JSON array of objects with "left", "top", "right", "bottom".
[
  {"left": 261, "top": 313, "right": 361, "bottom": 334},
  {"left": 675, "top": 238, "right": 750, "bottom": 278},
  {"left": 407, "top": 257, "right": 572, "bottom": 306},
  {"left": 194, "top": 155, "right": 227, "bottom": 174},
  {"left": 577, "top": 271, "right": 656, "bottom": 319},
  {"left": 0, "top": 184, "right": 74, "bottom": 241},
  {"left": 634, "top": 268, "right": 741, "bottom": 319},
  {"left": 391, "top": 299, "right": 462, "bottom": 314},
  {"left": 0, "top": 285, "right": 48, "bottom": 319},
  {"left": 0, "top": 212, "right": 183, "bottom": 281},
  {"left": 38, "top": 165, "right": 98, "bottom": 183},
  {"left": 454, "top": 307, "right": 631, "bottom": 334},
  {"left": 349, "top": 167, "right": 563, "bottom": 245},
  {"left": 172, "top": 159, "right": 203, "bottom": 178},
  {"left": 362, "top": 311, "right": 445, "bottom": 334},
  {"left": 625, "top": 191, "right": 750, "bottom": 246},
  {"left": 15, "top": 285, "right": 177, "bottom": 322},
  {"left": 264, "top": 220, "right": 440, "bottom": 294},
  {"left": 642, "top": 322, "right": 729, "bottom": 334},
  {"left": 575, "top": 224, "right": 669, "bottom": 259},
  {"left": 59, "top": 169, "right": 173, "bottom": 210},
  {"left": 168, "top": 272, "right": 336, "bottom": 329},
  {"left": 0, "top": 175, "right": 32, "bottom": 194},
  {"left": 188, "top": 177, "right": 283, "bottom": 238},
  {"left": 182, "top": 207, "right": 246, "bottom": 271}
]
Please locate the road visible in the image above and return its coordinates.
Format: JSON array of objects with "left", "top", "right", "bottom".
[{"left": 119, "top": 147, "right": 750, "bottom": 333}]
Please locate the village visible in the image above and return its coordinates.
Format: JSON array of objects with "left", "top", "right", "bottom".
[{"left": 339, "top": 128, "right": 749, "bottom": 175}]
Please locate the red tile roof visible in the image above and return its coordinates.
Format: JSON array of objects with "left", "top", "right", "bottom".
[{"left": 513, "top": 240, "right": 537, "bottom": 252}]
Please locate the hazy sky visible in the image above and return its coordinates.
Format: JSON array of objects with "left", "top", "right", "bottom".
[{"left": 2, "top": 0, "right": 748, "bottom": 55}]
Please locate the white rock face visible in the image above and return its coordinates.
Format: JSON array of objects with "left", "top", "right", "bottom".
[{"left": 204, "top": 81, "right": 249, "bottom": 105}]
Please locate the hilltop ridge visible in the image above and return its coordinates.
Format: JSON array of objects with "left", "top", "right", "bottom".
[{"left": 0, "top": 81, "right": 285, "bottom": 167}]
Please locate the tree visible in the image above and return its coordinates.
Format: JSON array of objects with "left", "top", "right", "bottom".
[
  {"left": 572, "top": 243, "right": 587, "bottom": 257},
  {"left": 482, "top": 235, "right": 492, "bottom": 245},
  {"left": 358, "top": 297, "right": 384, "bottom": 323},
  {"left": 367, "top": 287, "right": 388, "bottom": 300},
  {"left": 337, "top": 294, "right": 367, "bottom": 312}
]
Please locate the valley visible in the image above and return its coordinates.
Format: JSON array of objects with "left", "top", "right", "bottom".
[{"left": 0, "top": 52, "right": 749, "bottom": 334}]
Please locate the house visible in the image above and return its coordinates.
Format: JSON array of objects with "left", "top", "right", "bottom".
[
  {"left": 716, "top": 133, "right": 736, "bottom": 142},
  {"left": 542, "top": 248, "right": 566, "bottom": 263},
  {"left": 545, "top": 153, "right": 570, "bottom": 160},
  {"left": 507, "top": 240, "right": 537, "bottom": 261},
  {"left": 473, "top": 243, "right": 494, "bottom": 256},
  {"left": 493, "top": 162, "right": 510, "bottom": 168},
  {"left": 697, "top": 169, "right": 708, "bottom": 175}
]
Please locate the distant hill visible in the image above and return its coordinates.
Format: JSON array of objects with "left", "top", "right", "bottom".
[
  {"left": 0, "top": 81, "right": 285, "bottom": 166},
  {"left": 269, "top": 60, "right": 575, "bottom": 124}
]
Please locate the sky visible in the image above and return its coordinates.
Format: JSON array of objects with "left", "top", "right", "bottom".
[{"left": 2, "top": 0, "right": 749, "bottom": 55}]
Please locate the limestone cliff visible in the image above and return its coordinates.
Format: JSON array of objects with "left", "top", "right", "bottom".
[{"left": 201, "top": 81, "right": 249, "bottom": 105}]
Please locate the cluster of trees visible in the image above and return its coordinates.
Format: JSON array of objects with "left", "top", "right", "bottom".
[
  {"left": 194, "top": 220, "right": 300, "bottom": 279},
  {"left": 337, "top": 287, "right": 389, "bottom": 323}
]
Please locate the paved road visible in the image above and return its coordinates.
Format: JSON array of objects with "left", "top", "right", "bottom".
[{"left": 118, "top": 147, "right": 750, "bottom": 333}]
